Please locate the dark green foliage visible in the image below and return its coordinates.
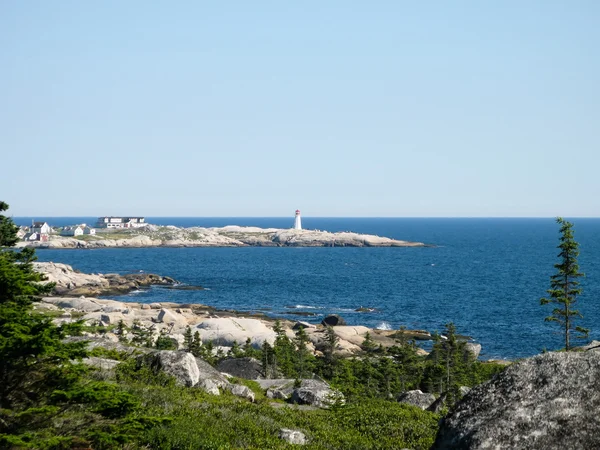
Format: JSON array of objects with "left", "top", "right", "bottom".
[
  {"left": 0, "top": 202, "right": 152, "bottom": 448},
  {"left": 272, "top": 320, "right": 295, "bottom": 377},
  {"left": 115, "top": 319, "right": 127, "bottom": 342},
  {"left": 243, "top": 337, "right": 261, "bottom": 358},
  {"left": 361, "top": 331, "right": 378, "bottom": 354},
  {"left": 294, "top": 326, "right": 316, "bottom": 379},
  {"left": 130, "top": 320, "right": 154, "bottom": 347},
  {"left": 321, "top": 326, "right": 339, "bottom": 378},
  {"left": 126, "top": 380, "right": 440, "bottom": 450},
  {"left": 541, "top": 217, "right": 588, "bottom": 350},
  {"left": 261, "top": 340, "right": 276, "bottom": 378},
  {"left": 0, "top": 201, "right": 19, "bottom": 248},
  {"left": 228, "top": 340, "right": 244, "bottom": 358},
  {"left": 88, "top": 346, "right": 130, "bottom": 361},
  {"left": 190, "top": 330, "right": 202, "bottom": 355},
  {"left": 183, "top": 325, "right": 193, "bottom": 351},
  {"left": 155, "top": 335, "right": 179, "bottom": 350}
]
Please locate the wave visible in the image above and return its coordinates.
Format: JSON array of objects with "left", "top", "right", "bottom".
[
  {"left": 285, "top": 304, "right": 324, "bottom": 310},
  {"left": 375, "top": 321, "right": 393, "bottom": 331}
]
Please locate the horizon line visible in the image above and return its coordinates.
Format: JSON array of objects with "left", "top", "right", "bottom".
[{"left": 9, "top": 215, "right": 600, "bottom": 219}]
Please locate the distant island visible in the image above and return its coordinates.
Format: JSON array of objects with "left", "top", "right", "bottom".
[{"left": 16, "top": 224, "right": 426, "bottom": 249}]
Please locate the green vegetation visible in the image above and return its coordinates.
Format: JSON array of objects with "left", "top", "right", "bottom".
[
  {"left": 75, "top": 232, "right": 133, "bottom": 241},
  {"left": 0, "top": 202, "right": 151, "bottom": 449},
  {"left": 541, "top": 217, "right": 588, "bottom": 350}
]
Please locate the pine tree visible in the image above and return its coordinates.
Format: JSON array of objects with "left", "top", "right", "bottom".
[
  {"left": 191, "top": 330, "right": 202, "bottom": 356},
  {"left": 293, "top": 326, "right": 314, "bottom": 378},
  {"left": 361, "top": 332, "right": 378, "bottom": 354},
  {"left": 228, "top": 340, "right": 244, "bottom": 358},
  {"left": 183, "top": 325, "right": 193, "bottom": 352},
  {"left": 0, "top": 202, "right": 132, "bottom": 447},
  {"left": 541, "top": 217, "right": 588, "bottom": 351},
  {"left": 242, "top": 337, "right": 260, "bottom": 358},
  {"left": 0, "top": 201, "right": 19, "bottom": 248},
  {"left": 272, "top": 320, "right": 295, "bottom": 377},
  {"left": 321, "top": 326, "right": 339, "bottom": 379}
]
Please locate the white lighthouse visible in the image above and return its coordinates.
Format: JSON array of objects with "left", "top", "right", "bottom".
[{"left": 293, "top": 209, "right": 302, "bottom": 230}]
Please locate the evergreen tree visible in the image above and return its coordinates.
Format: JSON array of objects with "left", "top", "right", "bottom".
[
  {"left": 130, "top": 320, "right": 153, "bottom": 347},
  {"left": 183, "top": 325, "right": 193, "bottom": 352},
  {"left": 272, "top": 320, "right": 295, "bottom": 377},
  {"left": 321, "top": 326, "right": 339, "bottom": 378},
  {"left": 155, "top": 329, "right": 178, "bottom": 350},
  {"left": 541, "top": 217, "right": 588, "bottom": 350},
  {"left": 261, "top": 341, "right": 276, "bottom": 378},
  {"left": 116, "top": 319, "right": 127, "bottom": 342},
  {"left": 242, "top": 337, "right": 260, "bottom": 358},
  {"left": 0, "top": 202, "right": 138, "bottom": 447},
  {"left": 0, "top": 201, "right": 19, "bottom": 248},
  {"left": 293, "top": 326, "right": 314, "bottom": 378},
  {"left": 191, "top": 330, "right": 202, "bottom": 356},
  {"left": 361, "top": 332, "right": 378, "bottom": 354},
  {"left": 228, "top": 340, "right": 244, "bottom": 358},
  {"left": 422, "top": 323, "right": 471, "bottom": 396}
]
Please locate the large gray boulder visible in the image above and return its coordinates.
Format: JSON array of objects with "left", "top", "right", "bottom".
[
  {"left": 141, "top": 351, "right": 200, "bottom": 387},
  {"left": 291, "top": 379, "right": 344, "bottom": 408},
  {"left": 279, "top": 428, "right": 307, "bottom": 445},
  {"left": 433, "top": 351, "right": 600, "bottom": 449},
  {"left": 228, "top": 384, "right": 255, "bottom": 402},
  {"left": 216, "top": 357, "right": 263, "bottom": 379},
  {"left": 258, "top": 379, "right": 296, "bottom": 400},
  {"left": 195, "top": 357, "right": 231, "bottom": 393},
  {"left": 397, "top": 390, "right": 437, "bottom": 410}
]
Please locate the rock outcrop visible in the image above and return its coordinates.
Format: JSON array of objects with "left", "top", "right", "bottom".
[
  {"left": 397, "top": 390, "right": 437, "bottom": 410},
  {"left": 196, "top": 317, "right": 277, "bottom": 348},
  {"left": 321, "top": 314, "right": 347, "bottom": 327},
  {"left": 256, "top": 379, "right": 344, "bottom": 408},
  {"left": 279, "top": 428, "right": 307, "bottom": 445},
  {"left": 34, "top": 262, "right": 176, "bottom": 297},
  {"left": 290, "top": 379, "right": 344, "bottom": 408},
  {"left": 216, "top": 357, "right": 263, "bottom": 379},
  {"left": 432, "top": 351, "right": 600, "bottom": 450},
  {"left": 140, "top": 351, "right": 200, "bottom": 387},
  {"left": 195, "top": 357, "right": 230, "bottom": 394}
]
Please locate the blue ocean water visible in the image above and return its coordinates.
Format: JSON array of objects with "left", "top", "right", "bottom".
[{"left": 17, "top": 217, "right": 600, "bottom": 360}]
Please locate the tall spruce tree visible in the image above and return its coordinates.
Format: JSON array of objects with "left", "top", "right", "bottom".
[
  {"left": 541, "top": 217, "right": 588, "bottom": 350},
  {"left": 0, "top": 203, "right": 86, "bottom": 445}
]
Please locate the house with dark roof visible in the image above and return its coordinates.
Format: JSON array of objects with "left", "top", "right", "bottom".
[
  {"left": 96, "top": 217, "right": 146, "bottom": 229},
  {"left": 31, "top": 221, "right": 51, "bottom": 235}
]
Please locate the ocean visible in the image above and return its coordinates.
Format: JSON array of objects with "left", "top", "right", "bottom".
[{"left": 15, "top": 217, "right": 600, "bottom": 360}]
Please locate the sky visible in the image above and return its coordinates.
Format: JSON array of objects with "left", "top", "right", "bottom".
[{"left": 1, "top": 1, "right": 598, "bottom": 217}]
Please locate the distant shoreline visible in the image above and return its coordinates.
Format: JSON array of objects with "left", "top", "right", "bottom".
[{"left": 17, "top": 224, "right": 428, "bottom": 250}]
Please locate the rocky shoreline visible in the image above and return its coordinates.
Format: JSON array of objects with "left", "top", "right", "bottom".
[
  {"left": 34, "top": 262, "right": 438, "bottom": 359},
  {"left": 19, "top": 224, "right": 427, "bottom": 249}
]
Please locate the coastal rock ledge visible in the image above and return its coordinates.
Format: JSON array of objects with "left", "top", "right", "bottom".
[
  {"left": 18, "top": 225, "right": 426, "bottom": 249},
  {"left": 33, "top": 262, "right": 177, "bottom": 297},
  {"left": 432, "top": 351, "right": 600, "bottom": 450}
]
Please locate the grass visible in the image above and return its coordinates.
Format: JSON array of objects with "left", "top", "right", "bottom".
[{"left": 126, "top": 382, "right": 440, "bottom": 449}]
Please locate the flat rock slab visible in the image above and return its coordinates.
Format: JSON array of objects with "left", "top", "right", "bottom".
[{"left": 196, "top": 317, "right": 276, "bottom": 347}]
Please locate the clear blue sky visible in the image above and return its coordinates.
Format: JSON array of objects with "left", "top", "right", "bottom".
[{"left": 1, "top": 1, "right": 598, "bottom": 217}]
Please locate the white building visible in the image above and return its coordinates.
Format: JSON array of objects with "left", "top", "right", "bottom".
[
  {"left": 31, "top": 221, "right": 51, "bottom": 235},
  {"left": 96, "top": 217, "right": 146, "bottom": 229},
  {"left": 61, "top": 226, "right": 84, "bottom": 237},
  {"left": 293, "top": 209, "right": 302, "bottom": 230},
  {"left": 83, "top": 226, "right": 96, "bottom": 235}
]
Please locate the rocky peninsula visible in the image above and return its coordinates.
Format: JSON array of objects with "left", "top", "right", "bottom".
[{"left": 19, "top": 224, "right": 426, "bottom": 249}]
